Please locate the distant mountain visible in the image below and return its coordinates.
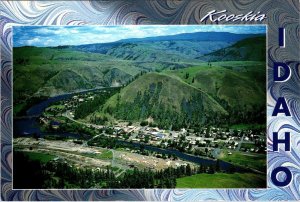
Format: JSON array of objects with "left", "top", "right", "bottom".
[
  {"left": 66, "top": 42, "right": 121, "bottom": 54},
  {"left": 118, "top": 32, "right": 261, "bottom": 43},
  {"left": 69, "top": 32, "right": 263, "bottom": 62},
  {"left": 102, "top": 72, "right": 228, "bottom": 129},
  {"left": 199, "top": 36, "right": 266, "bottom": 61},
  {"left": 105, "top": 40, "right": 232, "bottom": 62}
]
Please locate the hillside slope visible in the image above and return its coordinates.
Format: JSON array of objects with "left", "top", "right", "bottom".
[
  {"left": 105, "top": 41, "right": 229, "bottom": 62},
  {"left": 163, "top": 61, "right": 266, "bottom": 125},
  {"left": 102, "top": 72, "right": 228, "bottom": 129},
  {"left": 164, "top": 61, "right": 265, "bottom": 109},
  {"left": 200, "top": 36, "right": 266, "bottom": 61},
  {"left": 13, "top": 47, "right": 141, "bottom": 101}
]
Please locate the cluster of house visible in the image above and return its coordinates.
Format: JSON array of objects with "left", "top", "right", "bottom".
[
  {"left": 44, "top": 93, "right": 96, "bottom": 117},
  {"left": 64, "top": 94, "right": 95, "bottom": 111},
  {"left": 98, "top": 123, "right": 266, "bottom": 154}
]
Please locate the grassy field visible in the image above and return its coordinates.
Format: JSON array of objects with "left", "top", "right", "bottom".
[
  {"left": 79, "top": 150, "right": 113, "bottom": 160},
  {"left": 22, "top": 151, "right": 56, "bottom": 163},
  {"left": 218, "top": 151, "right": 266, "bottom": 172},
  {"left": 176, "top": 173, "right": 266, "bottom": 188},
  {"left": 99, "top": 151, "right": 113, "bottom": 159}
]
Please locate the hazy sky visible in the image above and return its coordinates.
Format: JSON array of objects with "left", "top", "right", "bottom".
[{"left": 13, "top": 25, "right": 266, "bottom": 47}]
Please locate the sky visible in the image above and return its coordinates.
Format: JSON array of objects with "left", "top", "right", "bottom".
[{"left": 13, "top": 25, "right": 266, "bottom": 47}]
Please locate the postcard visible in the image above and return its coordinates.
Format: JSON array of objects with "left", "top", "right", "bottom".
[{"left": 1, "top": 0, "right": 299, "bottom": 201}]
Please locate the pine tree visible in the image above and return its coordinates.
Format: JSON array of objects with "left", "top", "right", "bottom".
[
  {"left": 215, "top": 159, "right": 220, "bottom": 172},
  {"left": 186, "top": 164, "right": 192, "bottom": 176}
]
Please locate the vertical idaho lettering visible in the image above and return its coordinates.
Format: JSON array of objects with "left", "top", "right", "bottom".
[
  {"left": 279, "top": 28, "right": 285, "bottom": 48},
  {"left": 272, "top": 132, "right": 290, "bottom": 152},
  {"left": 271, "top": 27, "right": 292, "bottom": 187},
  {"left": 271, "top": 167, "right": 292, "bottom": 187},
  {"left": 272, "top": 97, "right": 291, "bottom": 116},
  {"left": 273, "top": 62, "right": 291, "bottom": 82}
]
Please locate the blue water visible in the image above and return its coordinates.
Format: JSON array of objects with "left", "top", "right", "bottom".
[
  {"left": 26, "top": 88, "right": 107, "bottom": 116},
  {"left": 14, "top": 88, "right": 106, "bottom": 137}
]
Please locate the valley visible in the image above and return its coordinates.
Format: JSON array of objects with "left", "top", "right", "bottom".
[{"left": 13, "top": 29, "right": 266, "bottom": 188}]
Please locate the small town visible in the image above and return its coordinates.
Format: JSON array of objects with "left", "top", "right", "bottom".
[{"left": 38, "top": 91, "right": 266, "bottom": 160}]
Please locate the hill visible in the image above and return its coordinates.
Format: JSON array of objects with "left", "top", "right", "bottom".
[
  {"left": 164, "top": 61, "right": 265, "bottom": 109},
  {"left": 118, "top": 32, "right": 260, "bottom": 43},
  {"left": 13, "top": 47, "right": 139, "bottom": 101},
  {"left": 13, "top": 45, "right": 211, "bottom": 115},
  {"left": 200, "top": 36, "right": 266, "bottom": 61},
  {"left": 105, "top": 41, "right": 228, "bottom": 62},
  {"left": 163, "top": 61, "right": 266, "bottom": 124},
  {"left": 102, "top": 72, "right": 228, "bottom": 129},
  {"left": 70, "top": 40, "right": 231, "bottom": 63},
  {"left": 70, "top": 32, "right": 263, "bottom": 62}
]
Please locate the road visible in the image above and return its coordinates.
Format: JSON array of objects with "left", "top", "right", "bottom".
[
  {"left": 63, "top": 111, "right": 104, "bottom": 129},
  {"left": 236, "top": 132, "right": 245, "bottom": 151}
]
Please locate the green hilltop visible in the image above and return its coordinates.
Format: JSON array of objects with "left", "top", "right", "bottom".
[
  {"left": 102, "top": 72, "right": 228, "bottom": 129},
  {"left": 164, "top": 61, "right": 266, "bottom": 110}
]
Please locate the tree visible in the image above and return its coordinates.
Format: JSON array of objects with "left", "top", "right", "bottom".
[
  {"left": 186, "top": 164, "right": 192, "bottom": 176},
  {"left": 205, "top": 148, "right": 208, "bottom": 155},
  {"left": 215, "top": 159, "right": 220, "bottom": 172},
  {"left": 144, "top": 136, "right": 150, "bottom": 143},
  {"left": 140, "top": 144, "right": 145, "bottom": 152},
  {"left": 208, "top": 166, "right": 215, "bottom": 174},
  {"left": 185, "top": 72, "right": 189, "bottom": 79},
  {"left": 228, "top": 164, "right": 236, "bottom": 174},
  {"left": 140, "top": 120, "right": 148, "bottom": 126},
  {"left": 205, "top": 126, "right": 210, "bottom": 138}
]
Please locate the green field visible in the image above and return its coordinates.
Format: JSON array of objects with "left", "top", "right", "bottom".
[
  {"left": 79, "top": 150, "right": 113, "bottom": 160},
  {"left": 23, "top": 151, "right": 56, "bottom": 163},
  {"left": 176, "top": 173, "right": 266, "bottom": 188},
  {"left": 99, "top": 150, "right": 113, "bottom": 159},
  {"left": 218, "top": 151, "right": 266, "bottom": 172}
]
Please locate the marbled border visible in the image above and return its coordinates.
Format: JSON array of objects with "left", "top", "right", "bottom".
[{"left": 1, "top": 0, "right": 299, "bottom": 201}]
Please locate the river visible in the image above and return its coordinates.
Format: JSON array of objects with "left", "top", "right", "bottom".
[
  {"left": 14, "top": 87, "right": 249, "bottom": 173},
  {"left": 14, "top": 87, "right": 112, "bottom": 137}
]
